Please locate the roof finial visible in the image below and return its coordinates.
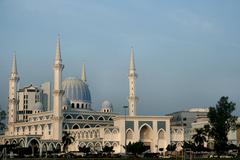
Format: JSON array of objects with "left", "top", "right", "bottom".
[
  {"left": 11, "top": 52, "right": 17, "bottom": 74},
  {"left": 129, "top": 47, "right": 135, "bottom": 71},
  {"left": 82, "top": 64, "right": 87, "bottom": 82},
  {"left": 55, "top": 34, "right": 62, "bottom": 63}
]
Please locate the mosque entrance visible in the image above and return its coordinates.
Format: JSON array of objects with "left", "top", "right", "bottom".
[
  {"left": 29, "top": 139, "right": 40, "bottom": 157},
  {"left": 140, "top": 125, "right": 153, "bottom": 151}
]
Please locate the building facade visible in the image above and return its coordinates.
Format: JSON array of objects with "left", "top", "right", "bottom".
[{"left": 0, "top": 36, "right": 172, "bottom": 156}]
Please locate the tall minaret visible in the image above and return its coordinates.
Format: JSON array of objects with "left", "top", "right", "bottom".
[
  {"left": 53, "top": 35, "right": 64, "bottom": 140},
  {"left": 128, "top": 47, "right": 138, "bottom": 116},
  {"left": 8, "top": 53, "right": 19, "bottom": 135},
  {"left": 81, "top": 64, "right": 87, "bottom": 82}
]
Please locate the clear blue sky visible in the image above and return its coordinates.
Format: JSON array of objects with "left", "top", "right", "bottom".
[{"left": 1, "top": 0, "right": 240, "bottom": 115}]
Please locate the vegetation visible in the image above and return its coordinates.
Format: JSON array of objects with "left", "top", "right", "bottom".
[
  {"left": 192, "top": 128, "right": 207, "bottom": 151},
  {"left": 166, "top": 143, "right": 176, "bottom": 157},
  {"left": 207, "top": 96, "right": 237, "bottom": 155},
  {"left": 78, "top": 146, "right": 90, "bottom": 154},
  {"left": 62, "top": 132, "right": 74, "bottom": 152},
  {"left": 124, "top": 141, "right": 148, "bottom": 155},
  {"left": 102, "top": 146, "right": 114, "bottom": 154}
]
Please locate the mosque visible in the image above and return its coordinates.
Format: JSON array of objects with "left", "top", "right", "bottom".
[{"left": 0, "top": 36, "right": 183, "bottom": 156}]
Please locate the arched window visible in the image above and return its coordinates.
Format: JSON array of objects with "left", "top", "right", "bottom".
[
  {"left": 71, "top": 103, "right": 75, "bottom": 108},
  {"left": 87, "top": 116, "right": 94, "bottom": 120},
  {"left": 77, "top": 103, "right": 80, "bottom": 108},
  {"left": 84, "top": 125, "right": 90, "bottom": 128},
  {"left": 65, "top": 115, "right": 72, "bottom": 119},
  {"left": 77, "top": 115, "right": 83, "bottom": 120},
  {"left": 81, "top": 104, "right": 84, "bottom": 109},
  {"left": 72, "top": 124, "right": 80, "bottom": 129},
  {"left": 98, "top": 116, "right": 104, "bottom": 121},
  {"left": 85, "top": 104, "right": 88, "bottom": 109}
]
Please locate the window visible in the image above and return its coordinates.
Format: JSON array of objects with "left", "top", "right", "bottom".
[
  {"left": 66, "top": 115, "right": 72, "bottom": 119},
  {"left": 71, "top": 103, "right": 74, "bottom": 108},
  {"left": 77, "top": 103, "right": 80, "bottom": 108}
]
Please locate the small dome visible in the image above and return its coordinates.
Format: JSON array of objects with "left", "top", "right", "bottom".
[
  {"left": 101, "top": 100, "right": 113, "bottom": 110},
  {"left": 62, "top": 97, "right": 71, "bottom": 106},
  {"left": 62, "top": 77, "right": 91, "bottom": 103},
  {"left": 33, "top": 102, "right": 43, "bottom": 111}
]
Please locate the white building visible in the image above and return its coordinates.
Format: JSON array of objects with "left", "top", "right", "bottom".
[{"left": 0, "top": 36, "right": 172, "bottom": 156}]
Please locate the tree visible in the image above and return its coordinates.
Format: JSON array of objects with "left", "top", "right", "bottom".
[
  {"left": 78, "top": 146, "right": 90, "bottom": 154},
  {"left": 62, "top": 132, "right": 74, "bottom": 152},
  {"left": 166, "top": 143, "right": 176, "bottom": 157},
  {"left": 124, "top": 141, "right": 148, "bottom": 155},
  {"left": 192, "top": 128, "right": 207, "bottom": 150},
  {"left": 102, "top": 146, "right": 114, "bottom": 154},
  {"left": 207, "top": 96, "right": 237, "bottom": 155}
]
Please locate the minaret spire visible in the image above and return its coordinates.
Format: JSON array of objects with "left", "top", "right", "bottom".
[
  {"left": 11, "top": 52, "right": 17, "bottom": 74},
  {"left": 130, "top": 47, "right": 135, "bottom": 71},
  {"left": 81, "top": 64, "right": 87, "bottom": 82},
  {"left": 53, "top": 35, "right": 64, "bottom": 140},
  {"left": 8, "top": 53, "right": 20, "bottom": 135},
  {"left": 128, "top": 47, "right": 138, "bottom": 116},
  {"left": 55, "top": 34, "right": 62, "bottom": 64}
]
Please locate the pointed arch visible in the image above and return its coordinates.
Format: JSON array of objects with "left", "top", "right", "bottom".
[
  {"left": 37, "top": 125, "right": 42, "bottom": 135},
  {"left": 126, "top": 128, "right": 134, "bottom": 140},
  {"left": 72, "top": 124, "right": 80, "bottom": 129},
  {"left": 76, "top": 115, "right": 84, "bottom": 120},
  {"left": 98, "top": 116, "right": 105, "bottom": 121},
  {"left": 112, "top": 129, "right": 118, "bottom": 134},
  {"left": 83, "top": 124, "right": 90, "bottom": 128},
  {"left": 48, "top": 143, "right": 55, "bottom": 151},
  {"left": 139, "top": 123, "right": 153, "bottom": 149},
  {"left": 19, "top": 139, "right": 25, "bottom": 147},
  {"left": 19, "top": 127, "right": 23, "bottom": 135},
  {"left": 158, "top": 128, "right": 165, "bottom": 139},
  {"left": 65, "top": 114, "right": 73, "bottom": 119},
  {"left": 56, "top": 143, "right": 61, "bottom": 152},
  {"left": 24, "top": 126, "right": 29, "bottom": 135},
  {"left": 104, "top": 142, "right": 111, "bottom": 147},
  {"left": 86, "top": 142, "right": 94, "bottom": 149},
  {"left": 79, "top": 142, "right": 86, "bottom": 148},
  {"left": 104, "top": 128, "right": 111, "bottom": 134},
  {"left": 11, "top": 139, "right": 17, "bottom": 144},
  {"left": 95, "top": 142, "right": 102, "bottom": 152},
  {"left": 87, "top": 115, "right": 94, "bottom": 120},
  {"left": 95, "top": 124, "right": 100, "bottom": 128}
]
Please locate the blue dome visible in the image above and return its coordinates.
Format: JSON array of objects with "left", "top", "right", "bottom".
[
  {"left": 62, "top": 77, "right": 91, "bottom": 103},
  {"left": 101, "top": 100, "right": 113, "bottom": 110}
]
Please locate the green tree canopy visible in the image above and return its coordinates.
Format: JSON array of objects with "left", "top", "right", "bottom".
[
  {"left": 62, "top": 132, "right": 74, "bottom": 152},
  {"left": 124, "top": 141, "right": 148, "bottom": 155},
  {"left": 192, "top": 128, "right": 207, "bottom": 148},
  {"left": 207, "top": 96, "right": 237, "bottom": 155},
  {"left": 102, "top": 146, "right": 114, "bottom": 153}
]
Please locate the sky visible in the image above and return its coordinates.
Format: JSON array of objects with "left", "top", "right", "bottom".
[{"left": 0, "top": 0, "right": 240, "bottom": 116}]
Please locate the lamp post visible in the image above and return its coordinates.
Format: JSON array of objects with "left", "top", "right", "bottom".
[{"left": 123, "top": 105, "right": 128, "bottom": 154}]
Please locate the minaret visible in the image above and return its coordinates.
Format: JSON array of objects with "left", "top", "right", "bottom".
[
  {"left": 81, "top": 64, "right": 87, "bottom": 82},
  {"left": 8, "top": 53, "right": 19, "bottom": 135},
  {"left": 128, "top": 47, "right": 138, "bottom": 116},
  {"left": 53, "top": 35, "right": 64, "bottom": 140}
]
